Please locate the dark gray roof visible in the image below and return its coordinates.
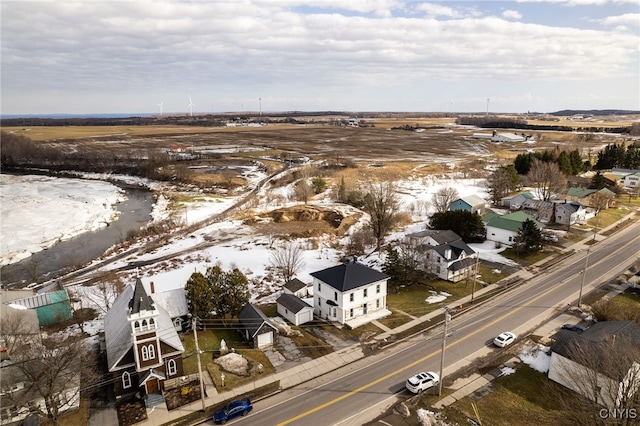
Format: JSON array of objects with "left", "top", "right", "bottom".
[
  {"left": 407, "top": 229, "right": 461, "bottom": 245},
  {"left": 433, "top": 239, "right": 475, "bottom": 260},
  {"left": 276, "top": 293, "right": 312, "bottom": 314},
  {"left": 310, "top": 261, "right": 389, "bottom": 292},
  {"left": 129, "top": 278, "right": 155, "bottom": 313},
  {"left": 284, "top": 278, "right": 307, "bottom": 293},
  {"left": 238, "top": 304, "right": 277, "bottom": 338},
  {"left": 551, "top": 321, "right": 640, "bottom": 370},
  {"left": 449, "top": 257, "right": 476, "bottom": 272}
]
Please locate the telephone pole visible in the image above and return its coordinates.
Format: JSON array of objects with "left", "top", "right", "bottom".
[
  {"left": 438, "top": 308, "right": 451, "bottom": 396},
  {"left": 192, "top": 317, "right": 206, "bottom": 411}
]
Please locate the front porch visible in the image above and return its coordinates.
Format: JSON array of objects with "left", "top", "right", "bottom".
[{"left": 344, "top": 308, "right": 392, "bottom": 329}]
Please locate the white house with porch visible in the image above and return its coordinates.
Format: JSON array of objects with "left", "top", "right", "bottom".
[{"left": 311, "top": 260, "right": 391, "bottom": 328}]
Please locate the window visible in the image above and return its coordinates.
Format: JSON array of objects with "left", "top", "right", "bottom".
[
  {"left": 141, "top": 346, "right": 148, "bottom": 361},
  {"left": 376, "top": 299, "right": 380, "bottom": 308},
  {"left": 134, "top": 320, "right": 140, "bottom": 332},
  {"left": 349, "top": 293, "right": 354, "bottom": 302},
  {"left": 349, "top": 308, "right": 353, "bottom": 317},
  {"left": 363, "top": 288, "right": 368, "bottom": 297},
  {"left": 148, "top": 344, "right": 155, "bottom": 360},
  {"left": 122, "top": 372, "right": 131, "bottom": 389},
  {"left": 334, "top": 291, "right": 338, "bottom": 301},
  {"left": 317, "top": 283, "right": 321, "bottom": 291},
  {"left": 376, "top": 284, "right": 380, "bottom": 294},
  {"left": 167, "top": 359, "right": 177, "bottom": 376}
]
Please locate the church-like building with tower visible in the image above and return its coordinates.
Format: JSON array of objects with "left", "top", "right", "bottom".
[{"left": 104, "top": 279, "right": 185, "bottom": 405}]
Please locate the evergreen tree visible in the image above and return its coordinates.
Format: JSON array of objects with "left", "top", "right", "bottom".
[
  {"left": 595, "top": 143, "right": 626, "bottom": 169},
  {"left": 382, "top": 246, "right": 404, "bottom": 292},
  {"left": 590, "top": 171, "right": 608, "bottom": 190},
  {"left": 569, "top": 149, "right": 584, "bottom": 175},
  {"left": 557, "top": 151, "right": 572, "bottom": 175},
  {"left": 514, "top": 219, "right": 543, "bottom": 254},
  {"left": 185, "top": 271, "right": 215, "bottom": 319},
  {"left": 429, "top": 210, "right": 486, "bottom": 243}
]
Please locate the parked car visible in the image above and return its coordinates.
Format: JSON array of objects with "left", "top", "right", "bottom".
[
  {"left": 561, "top": 324, "right": 587, "bottom": 332},
  {"left": 493, "top": 331, "right": 516, "bottom": 348},
  {"left": 213, "top": 398, "right": 252, "bottom": 424},
  {"left": 405, "top": 371, "right": 440, "bottom": 394}
]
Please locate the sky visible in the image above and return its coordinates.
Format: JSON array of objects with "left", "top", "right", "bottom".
[{"left": 1, "top": 0, "right": 638, "bottom": 115}]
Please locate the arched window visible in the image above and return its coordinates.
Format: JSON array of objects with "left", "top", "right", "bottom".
[
  {"left": 149, "top": 318, "right": 155, "bottom": 329},
  {"left": 167, "top": 359, "right": 177, "bottom": 376},
  {"left": 147, "top": 344, "right": 155, "bottom": 360},
  {"left": 134, "top": 321, "right": 140, "bottom": 332},
  {"left": 141, "top": 346, "right": 148, "bottom": 361},
  {"left": 122, "top": 372, "right": 131, "bottom": 389},
  {"left": 141, "top": 319, "right": 148, "bottom": 331}
]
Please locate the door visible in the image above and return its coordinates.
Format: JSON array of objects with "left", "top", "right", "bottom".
[{"left": 146, "top": 378, "right": 159, "bottom": 394}]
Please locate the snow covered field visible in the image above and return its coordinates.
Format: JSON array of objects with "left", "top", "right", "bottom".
[{"left": 0, "top": 174, "right": 125, "bottom": 265}]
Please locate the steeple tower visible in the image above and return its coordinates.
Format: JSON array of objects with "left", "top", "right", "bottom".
[{"left": 127, "top": 279, "right": 162, "bottom": 371}]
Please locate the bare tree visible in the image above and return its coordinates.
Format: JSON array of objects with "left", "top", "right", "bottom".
[
  {"left": 549, "top": 333, "right": 640, "bottom": 426},
  {"left": 4, "top": 334, "right": 97, "bottom": 426},
  {"left": 431, "top": 186, "right": 459, "bottom": 213},
  {"left": 270, "top": 241, "right": 305, "bottom": 283},
  {"left": 80, "top": 274, "right": 125, "bottom": 314},
  {"left": 527, "top": 159, "right": 566, "bottom": 201},
  {"left": 0, "top": 308, "right": 39, "bottom": 355},
  {"left": 363, "top": 181, "right": 400, "bottom": 252}
]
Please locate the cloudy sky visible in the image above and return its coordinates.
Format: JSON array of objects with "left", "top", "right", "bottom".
[{"left": 1, "top": 0, "right": 638, "bottom": 115}]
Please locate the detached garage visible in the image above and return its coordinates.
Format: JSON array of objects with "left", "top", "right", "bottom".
[
  {"left": 238, "top": 304, "right": 278, "bottom": 348},
  {"left": 276, "top": 293, "right": 314, "bottom": 326}
]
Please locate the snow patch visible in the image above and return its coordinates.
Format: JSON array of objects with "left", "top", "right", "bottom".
[{"left": 518, "top": 344, "right": 551, "bottom": 373}]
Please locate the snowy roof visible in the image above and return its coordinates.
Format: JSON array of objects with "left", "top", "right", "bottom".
[
  {"left": 310, "top": 261, "right": 389, "bottom": 292},
  {"left": 455, "top": 195, "right": 485, "bottom": 208},
  {"left": 151, "top": 288, "right": 188, "bottom": 319}
]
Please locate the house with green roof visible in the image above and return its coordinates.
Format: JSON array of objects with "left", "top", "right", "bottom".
[
  {"left": 485, "top": 211, "right": 544, "bottom": 246},
  {"left": 567, "top": 187, "right": 616, "bottom": 208}
]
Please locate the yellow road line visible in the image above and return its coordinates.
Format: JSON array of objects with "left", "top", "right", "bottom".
[{"left": 278, "top": 279, "right": 562, "bottom": 425}]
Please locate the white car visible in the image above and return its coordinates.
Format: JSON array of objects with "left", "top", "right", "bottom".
[
  {"left": 493, "top": 331, "right": 517, "bottom": 348},
  {"left": 405, "top": 371, "right": 440, "bottom": 394}
]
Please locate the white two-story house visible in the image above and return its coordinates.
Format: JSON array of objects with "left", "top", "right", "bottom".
[{"left": 310, "top": 260, "right": 391, "bottom": 329}]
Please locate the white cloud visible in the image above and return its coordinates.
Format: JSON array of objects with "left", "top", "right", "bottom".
[
  {"left": 598, "top": 13, "right": 640, "bottom": 26},
  {"left": 1, "top": 0, "right": 638, "bottom": 114},
  {"left": 502, "top": 10, "right": 523, "bottom": 20}
]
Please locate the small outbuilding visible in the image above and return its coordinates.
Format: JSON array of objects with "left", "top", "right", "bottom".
[
  {"left": 238, "top": 304, "right": 278, "bottom": 348},
  {"left": 276, "top": 293, "right": 314, "bottom": 326}
]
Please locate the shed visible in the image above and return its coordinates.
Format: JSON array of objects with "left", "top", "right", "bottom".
[
  {"left": 6, "top": 288, "right": 72, "bottom": 327},
  {"left": 283, "top": 278, "right": 309, "bottom": 298},
  {"left": 238, "top": 304, "right": 278, "bottom": 348},
  {"left": 276, "top": 293, "right": 314, "bottom": 326}
]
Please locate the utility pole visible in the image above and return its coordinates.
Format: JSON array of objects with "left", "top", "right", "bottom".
[
  {"left": 438, "top": 308, "right": 451, "bottom": 396},
  {"left": 192, "top": 317, "right": 206, "bottom": 411},
  {"left": 471, "top": 255, "right": 480, "bottom": 303},
  {"left": 578, "top": 248, "right": 590, "bottom": 307}
]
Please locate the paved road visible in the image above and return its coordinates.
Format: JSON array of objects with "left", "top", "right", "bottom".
[{"left": 221, "top": 221, "right": 640, "bottom": 426}]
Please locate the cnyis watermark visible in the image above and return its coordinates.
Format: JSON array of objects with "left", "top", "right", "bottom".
[{"left": 599, "top": 408, "right": 638, "bottom": 419}]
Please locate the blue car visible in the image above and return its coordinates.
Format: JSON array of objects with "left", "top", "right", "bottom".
[{"left": 213, "top": 398, "right": 252, "bottom": 424}]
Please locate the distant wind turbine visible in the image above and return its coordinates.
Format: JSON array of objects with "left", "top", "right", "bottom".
[
  {"left": 188, "top": 96, "right": 195, "bottom": 117},
  {"left": 157, "top": 101, "right": 164, "bottom": 117}
]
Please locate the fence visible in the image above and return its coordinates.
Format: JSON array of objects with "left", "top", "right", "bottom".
[{"left": 164, "top": 373, "right": 201, "bottom": 391}]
